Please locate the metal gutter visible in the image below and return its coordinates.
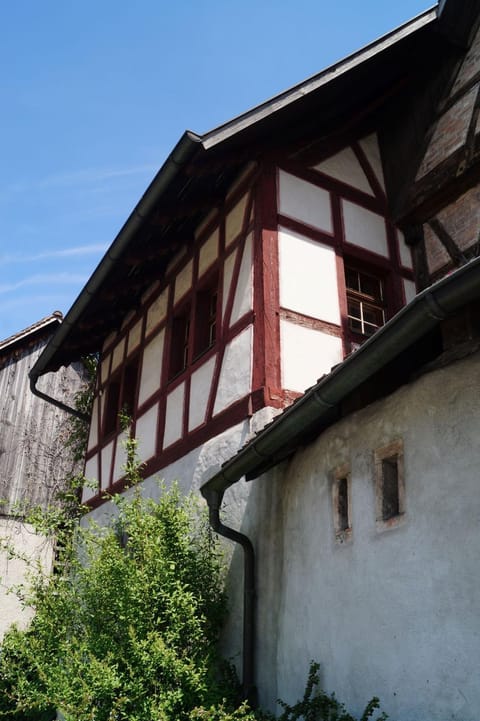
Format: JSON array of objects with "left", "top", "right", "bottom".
[
  {"left": 29, "top": 131, "right": 202, "bottom": 383},
  {"left": 201, "top": 7, "right": 437, "bottom": 150},
  {"left": 201, "top": 257, "right": 480, "bottom": 501},
  {"left": 200, "top": 256, "right": 480, "bottom": 702}
]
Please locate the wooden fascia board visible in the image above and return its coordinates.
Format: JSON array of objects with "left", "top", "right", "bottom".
[{"left": 200, "top": 9, "right": 436, "bottom": 151}]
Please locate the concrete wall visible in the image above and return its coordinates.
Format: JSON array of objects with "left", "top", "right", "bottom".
[{"left": 236, "top": 351, "right": 480, "bottom": 720}]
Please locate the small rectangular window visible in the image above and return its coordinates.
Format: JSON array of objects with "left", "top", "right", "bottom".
[
  {"left": 194, "top": 280, "right": 218, "bottom": 359},
  {"left": 169, "top": 306, "right": 191, "bottom": 379},
  {"left": 345, "top": 265, "right": 385, "bottom": 338},
  {"left": 375, "top": 440, "right": 405, "bottom": 531},
  {"left": 104, "top": 378, "right": 121, "bottom": 436},
  {"left": 332, "top": 465, "right": 352, "bottom": 543},
  {"left": 121, "top": 357, "right": 139, "bottom": 418}
]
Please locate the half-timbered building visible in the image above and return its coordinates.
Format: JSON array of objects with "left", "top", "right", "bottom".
[{"left": 30, "top": 0, "right": 480, "bottom": 718}]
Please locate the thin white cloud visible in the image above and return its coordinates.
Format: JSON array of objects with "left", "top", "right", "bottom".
[
  {"left": 0, "top": 244, "right": 107, "bottom": 265},
  {"left": 37, "top": 164, "right": 157, "bottom": 190},
  {"left": 0, "top": 273, "right": 87, "bottom": 295}
]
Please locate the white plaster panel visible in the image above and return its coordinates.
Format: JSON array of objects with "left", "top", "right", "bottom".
[
  {"left": 314, "top": 146, "right": 373, "bottom": 195},
  {"left": 167, "top": 247, "right": 187, "bottom": 274},
  {"left": 359, "top": 133, "right": 386, "bottom": 190},
  {"left": 195, "top": 209, "right": 218, "bottom": 239},
  {"left": 278, "top": 229, "right": 340, "bottom": 324},
  {"left": 83, "top": 457, "right": 99, "bottom": 502},
  {"left": 214, "top": 326, "right": 252, "bottom": 415},
  {"left": 231, "top": 233, "right": 253, "bottom": 324},
  {"left": 397, "top": 230, "right": 413, "bottom": 269},
  {"left": 226, "top": 162, "right": 256, "bottom": 201},
  {"left": 146, "top": 289, "right": 168, "bottom": 336},
  {"left": 163, "top": 382, "right": 185, "bottom": 448},
  {"left": 174, "top": 260, "right": 193, "bottom": 305},
  {"left": 100, "top": 355, "right": 110, "bottom": 384},
  {"left": 404, "top": 278, "right": 417, "bottom": 304},
  {"left": 111, "top": 338, "right": 125, "bottom": 372},
  {"left": 135, "top": 404, "right": 158, "bottom": 462},
  {"left": 199, "top": 228, "right": 219, "bottom": 278},
  {"left": 278, "top": 170, "right": 332, "bottom": 233},
  {"left": 113, "top": 430, "right": 129, "bottom": 483},
  {"left": 222, "top": 249, "right": 237, "bottom": 320},
  {"left": 87, "top": 397, "right": 99, "bottom": 450},
  {"left": 121, "top": 310, "right": 135, "bottom": 330},
  {"left": 103, "top": 330, "right": 117, "bottom": 351},
  {"left": 138, "top": 330, "right": 165, "bottom": 406},
  {"left": 101, "top": 440, "right": 114, "bottom": 490},
  {"left": 280, "top": 320, "right": 343, "bottom": 392},
  {"left": 189, "top": 356, "right": 216, "bottom": 431},
  {"left": 127, "top": 319, "right": 142, "bottom": 356},
  {"left": 342, "top": 200, "right": 389, "bottom": 257},
  {"left": 226, "top": 193, "right": 248, "bottom": 247}
]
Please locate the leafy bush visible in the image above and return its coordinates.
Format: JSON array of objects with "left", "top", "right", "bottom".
[{"left": 0, "top": 446, "right": 232, "bottom": 720}]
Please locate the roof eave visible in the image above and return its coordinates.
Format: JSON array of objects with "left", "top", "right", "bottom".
[{"left": 201, "top": 257, "right": 480, "bottom": 504}]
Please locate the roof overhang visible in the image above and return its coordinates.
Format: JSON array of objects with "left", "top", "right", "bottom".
[
  {"left": 201, "top": 257, "right": 480, "bottom": 504},
  {"left": 31, "top": 3, "right": 464, "bottom": 382}
]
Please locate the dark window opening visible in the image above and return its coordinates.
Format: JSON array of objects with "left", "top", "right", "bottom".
[
  {"left": 345, "top": 266, "right": 385, "bottom": 337},
  {"left": 194, "top": 282, "right": 218, "bottom": 359},
  {"left": 122, "top": 358, "right": 139, "bottom": 418},
  {"left": 169, "top": 307, "right": 191, "bottom": 379},
  {"left": 337, "top": 477, "right": 349, "bottom": 532},
  {"left": 381, "top": 456, "right": 400, "bottom": 521},
  {"left": 104, "top": 379, "right": 120, "bottom": 436}
]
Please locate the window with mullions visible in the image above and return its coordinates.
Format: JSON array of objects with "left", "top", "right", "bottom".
[
  {"left": 345, "top": 266, "right": 385, "bottom": 337},
  {"left": 169, "top": 277, "right": 218, "bottom": 380},
  {"left": 103, "top": 356, "right": 140, "bottom": 436}
]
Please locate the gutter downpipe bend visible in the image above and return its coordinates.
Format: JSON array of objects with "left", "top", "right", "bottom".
[
  {"left": 204, "top": 488, "right": 256, "bottom": 707},
  {"left": 29, "top": 374, "right": 89, "bottom": 422}
]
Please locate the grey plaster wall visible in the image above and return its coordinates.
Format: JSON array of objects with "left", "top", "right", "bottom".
[{"left": 239, "top": 351, "right": 480, "bottom": 720}]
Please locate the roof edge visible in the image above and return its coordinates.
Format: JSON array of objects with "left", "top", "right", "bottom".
[
  {"left": 201, "top": 256, "right": 480, "bottom": 503},
  {"left": 29, "top": 131, "right": 202, "bottom": 380},
  {"left": 201, "top": 7, "right": 437, "bottom": 151}
]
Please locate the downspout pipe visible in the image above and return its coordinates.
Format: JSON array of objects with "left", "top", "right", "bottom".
[
  {"left": 29, "top": 374, "right": 89, "bottom": 422},
  {"left": 202, "top": 487, "right": 257, "bottom": 707}
]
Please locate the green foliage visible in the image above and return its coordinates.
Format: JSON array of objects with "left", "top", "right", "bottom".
[
  {"left": 0, "top": 436, "right": 233, "bottom": 720},
  {"left": 272, "top": 662, "right": 387, "bottom": 721}
]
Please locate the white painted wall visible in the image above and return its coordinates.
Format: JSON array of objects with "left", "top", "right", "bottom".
[
  {"left": 314, "top": 146, "right": 373, "bottom": 194},
  {"left": 189, "top": 356, "right": 216, "bottom": 431},
  {"left": 239, "top": 351, "right": 480, "bottom": 721},
  {"left": 163, "top": 383, "right": 185, "bottom": 448},
  {"left": 280, "top": 320, "right": 343, "bottom": 391},
  {"left": 278, "top": 170, "right": 332, "bottom": 233},
  {"left": 342, "top": 200, "right": 389, "bottom": 257},
  {"left": 138, "top": 330, "right": 164, "bottom": 407},
  {"left": 214, "top": 326, "right": 253, "bottom": 415},
  {"left": 278, "top": 228, "right": 340, "bottom": 324}
]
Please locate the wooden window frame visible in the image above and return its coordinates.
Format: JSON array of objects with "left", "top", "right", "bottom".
[
  {"left": 101, "top": 356, "right": 140, "bottom": 438},
  {"left": 345, "top": 263, "right": 386, "bottom": 342},
  {"left": 168, "top": 274, "right": 218, "bottom": 380}
]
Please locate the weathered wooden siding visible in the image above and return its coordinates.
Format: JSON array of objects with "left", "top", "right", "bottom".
[{"left": 0, "top": 335, "right": 84, "bottom": 514}]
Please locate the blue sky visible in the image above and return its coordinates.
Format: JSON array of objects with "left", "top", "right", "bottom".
[{"left": 1, "top": 0, "right": 430, "bottom": 341}]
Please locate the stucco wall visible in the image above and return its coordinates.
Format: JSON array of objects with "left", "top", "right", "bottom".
[{"left": 238, "top": 351, "right": 480, "bottom": 720}]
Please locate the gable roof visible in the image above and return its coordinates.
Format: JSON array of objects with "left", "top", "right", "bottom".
[
  {"left": 0, "top": 312, "right": 63, "bottom": 358},
  {"left": 30, "top": 1, "right": 472, "bottom": 384}
]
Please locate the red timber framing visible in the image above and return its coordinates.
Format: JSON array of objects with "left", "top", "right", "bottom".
[
  {"left": 84, "top": 166, "right": 263, "bottom": 506},
  {"left": 275, "top": 136, "right": 412, "bottom": 355},
  {"left": 84, "top": 135, "right": 413, "bottom": 507}
]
